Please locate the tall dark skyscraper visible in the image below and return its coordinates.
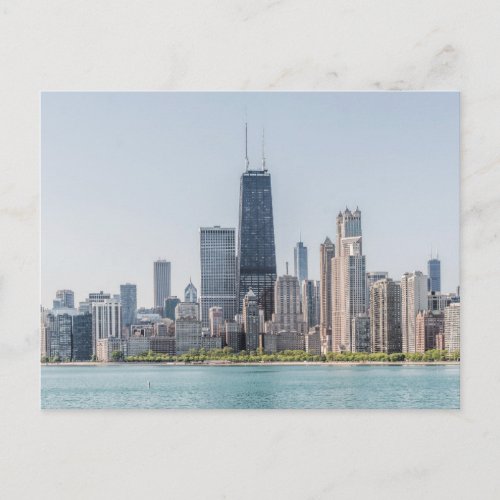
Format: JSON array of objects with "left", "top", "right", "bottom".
[
  {"left": 237, "top": 126, "right": 277, "bottom": 321},
  {"left": 427, "top": 256, "right": 441, "bottom": 292}
]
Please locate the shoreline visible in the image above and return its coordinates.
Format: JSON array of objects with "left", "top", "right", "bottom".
[{"left": 41, "top": 361, "right": 460, "bottom": 367}]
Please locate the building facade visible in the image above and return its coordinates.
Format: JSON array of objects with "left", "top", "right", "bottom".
[
  {"left": 184, "top": 279, "right": 198, "bottom": 303},
  {"left": 370, "top": 278, "right": 402, "bottom": 354},
  {"left": 366, "top": 272, "right": 389, "bottom": 309},
  {"left": 444, "top": 303, "right": 460, "bottom": 353},
  {"left": 427, "top": 257, "right": 441, "bottom": 292},
  {"left": 401, "top": 271, "right": 428, "bottom": 353},
  {"left": 55, "top": 289, "right": 75, "bottom": 309},
  {"left": 271, "top": 273, "right": 306, "bottom": 334},
  {"left": 72, "top": 313, "right": 93, "bottom": 361},
  {"left": 332, "top": 208, "right": 366, "bottom": 352},
  {"left": 293, "top": 240, "right": 308, "bottom": 284},
  {"left": 175, "top": 301, "right": 202, "bottom": 354},
  {"left": 352, "top": 314, "right": 371, "bottom": 353},
  {"left": 91, "top": 299, "right": 121, "bottom": 355},
  {"left": 200, "top": 226, "right": 237, "bottom": 328},
  {"left": 302, "top": 279, "right": 320, "bottom": 329},
  {"left": 242, "top": 288, "right": 260, "bottom": 351},
  {"left": 238, "top": 162, "right": 277, "bottom": 321},
  {"left": 154, "top": 260, "right": 171, "bottom": 308},
  {"left": 120, "top": 283, "right": 137, "bottom": 329},
  {"left": 164, "top": 296, "right": 181, "bottom": 320},
  {"left": 319, "top": 237, "right": 335, "bottom": 345},
  {"left": 416, "top": 310, "right": 445, "bottom": 353}
]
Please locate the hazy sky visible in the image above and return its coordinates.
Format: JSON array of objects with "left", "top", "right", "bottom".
[{"left": 41, "top": 91, "right": 459, "bottom": 308}]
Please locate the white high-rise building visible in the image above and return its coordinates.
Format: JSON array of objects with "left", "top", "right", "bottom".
[
  {"left": 332, "top": 207, "right": 366, "bottom": 352},
  {"left": 154, "top": 260, "right": 171, "bottom": 308},
  {"left": 444, "top": 303, "right": 460, "bottom": 353},
  {"left": 401, "top": 271, "right": 428, "bottom": 353},
  {"left": 91, "top": 298, "right": 121, "bottom": 355},
  {"left": 200, "top": 226, "right": 237, "bottom": 328}
]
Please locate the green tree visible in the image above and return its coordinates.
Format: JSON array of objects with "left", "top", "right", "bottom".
[{"left": 111, "top": 350, "right": 124, "bottom": 362}]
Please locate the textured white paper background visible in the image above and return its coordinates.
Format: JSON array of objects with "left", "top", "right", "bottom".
[{"left": 1, "top": 1, "right": 499, "bottom": 499}]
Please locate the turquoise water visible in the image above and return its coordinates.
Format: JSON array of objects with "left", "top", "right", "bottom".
[{"left": 41, "top": 364, "right": 460, "bottom": 409}]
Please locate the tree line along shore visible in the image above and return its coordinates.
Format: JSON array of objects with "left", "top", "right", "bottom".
[{"left": 41, "top": 348, "right": 460, "bottom": 364}]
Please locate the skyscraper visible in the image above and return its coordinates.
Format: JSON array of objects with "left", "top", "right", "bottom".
[
  {"left": 200, "top": 226, "right": 237, "bottom": 328},
  {"left": 427, "top": 256, "right": 441, "bottom": 292},
  {"left": 332, "top": 208, "right": 366, "bottom": 352},
  {"left": 164, "top": 296, "right": 181, "bottom": 320},
  {"left": 242, "top": 288, "right": 260, "bottom": 351},
  {"left": 302, "top": 279, "right": 320, "bottom": 329},
  {"left": 444, "top": 303, "right": 460, "bottom": 354},
  {"left": 154, "top": 260, "right": 171, "bottom": 308},
  {"left": 271, "top": 272, "right": 306, "bottom": 334},
  {"left": 370, "top": 278, "right": 402, "bottom": 354},
  {"left": 401, "top": 271, "right": 428, "bottom": 353},
  {"left": 319, "top": 237, "right": 335, "bottom": 347},
  {"left": 294, "top": 240, "right": 308, "bottom": 284},
  {"left": 366, "top": 271, "right": 389, "bottom": 308},
  {"left": 238, "top": 126, "right": 277, "bottom": 321},
  {"left": 184, "top": 279, "right": 198, "bottom": 303},
  {"left": 120, "top": 283, "right": 137, "bottom": 328},
  {"left": 55, "top": 289, "right": 74, "bottom": 309},
  {"left": 416, "top": 310, "right": 444, "bottom": 353},
  {"left": 72, "top": 313, "right": 93, "bottom": 361},
  {"left": 91, "top": 298, "right": 121, "bottom": 355}
]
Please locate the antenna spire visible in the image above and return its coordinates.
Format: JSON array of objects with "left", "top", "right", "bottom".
[
  {"left": 261, "top": 128, "right": 266, "bottom": 171},
  {"left": 245, "top": 122, "right": 249, "bottom": 171}
]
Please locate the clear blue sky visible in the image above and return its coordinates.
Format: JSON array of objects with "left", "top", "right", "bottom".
[{"left": 41, "top": 91, "right": 459, "bottom": 308}]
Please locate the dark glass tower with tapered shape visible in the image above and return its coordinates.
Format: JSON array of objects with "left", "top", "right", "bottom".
[{"left": 238, "top": 169, "right": 277, "bottom": 321}]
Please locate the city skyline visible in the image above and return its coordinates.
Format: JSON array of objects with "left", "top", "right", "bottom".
[{"left": 41, "top": 92, "right": 459, "bottom": 307}]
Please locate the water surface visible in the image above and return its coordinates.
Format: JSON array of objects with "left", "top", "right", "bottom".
[{"left": 41, "top": 364, "right": 460, "bottom": 409}]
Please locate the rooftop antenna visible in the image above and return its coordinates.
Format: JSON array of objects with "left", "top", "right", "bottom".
[
  {"left": 299, "top": 230, "right": 302, "bottom": 243},
  {"left": 245, "top": 116, "right": 249, "bottom": 172},
  {"left": 286, "top": 261, "right": 289, "bottom": 275},
  {"left": 261, "top": 128, "right": 266, "bottom": 171}
]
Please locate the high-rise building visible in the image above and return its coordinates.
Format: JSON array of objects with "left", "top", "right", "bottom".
[
  {"left": 427, "top": 257, "right": 441, "bottom": 292},
  {"left": 302, "top": 279, "right": 320, "bottom": 329},
  {"left": 120, "top": 283, "right": 137, "bottom": 328},
  {"left": 238, "top": 128, "right": 277, "bottom": 321},
  {"left": 294, "top": 240, "right": 308, "bottom": 284},
  {"left": 225, "top": 321, "right": 244, "bottom": 353},
  {"left": 164, "top": 296, "right": 181, "bottom": 320},
  {"left": 366, "top": 272, "right": 389, "bottom": 308},
  {"left": 428, "top": 291, "right": 458, "bottom": 312},
  {"left": 319, "top": 237, "right": 335, "bottom": 346},
  {"left": 352, "top": 314, "right": 371, "bottom": 353},
  {"left": 401, "top": 271, "right": 428, "bottom": 353},
  {"left": 242, "top": 288, "right": 260, "bottom": 351},
  {"left": 416, "top": 310, "right": 444, "bottom": 353},
  {"left": 88, "top": 291, "right": 111, "bottom": 303},
  {"left": 271, "top": 272, "right": 306, "bottom": 334},
  {"left": 91, "top": 299, "right": 121, "bottom": 355},
  {"left": 46, "top": 312, "right": 73, "bottom": 360},
  {"left": 370, "top": 278, "right": 402, "bottom": 354},
  {"left": 184, "top": 279, "right": 198, "bottom": 303},
  {"left": 175, "top": 301, "right": 201, "bottom": 354},
  {"left": 444, "top": 303, "right": 460, "bottom": 354},
  {"left": 55, "top": 289, "right": 74, "bottom": 309},
  {"left": 200, "top": 226, "right": 237, "bottom": 328},
  {"left": 332, "top": 208, "right": 366, "bottom": 352},
  {"left": 209, "top": 306, "right": 224, "bottom": 337},
  {"left": 72, "top": 313, "right": 93, "bottom": 361},
  {"left": 154, "top": 260, "right": 171, "bottom": 308}
]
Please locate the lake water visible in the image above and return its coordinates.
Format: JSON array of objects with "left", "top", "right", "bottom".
[{"left": 41, "top": 364, "right": 460, "bottom": 409}]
